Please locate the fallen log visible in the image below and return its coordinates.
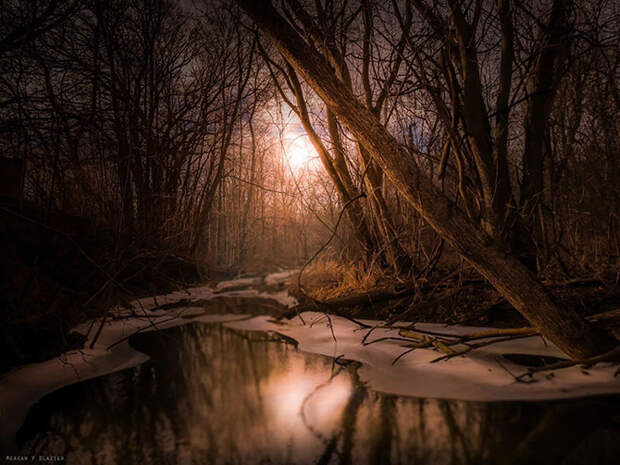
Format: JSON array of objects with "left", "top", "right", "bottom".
[
  {"left": 312, "top": 286, "right": 416, "bottom": 308},
  {"left": 587, "top": 308, "right": 620, "bottom": 324},
  {"left": 280, "top": 286, "right": 416, "bottom": 318}
]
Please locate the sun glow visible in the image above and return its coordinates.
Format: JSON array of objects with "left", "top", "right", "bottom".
[{"left": 284, "top": 134, "right": 316, "bottom": 172}]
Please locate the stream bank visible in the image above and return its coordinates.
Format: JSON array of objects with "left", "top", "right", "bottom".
[
  {"left": 13, "top": 322, "right": 620, "bottom": 465},
  {"left": 2, "top": 270, "right": 619, "bottom": 459}
]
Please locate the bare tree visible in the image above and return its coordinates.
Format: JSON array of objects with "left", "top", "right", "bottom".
[{"left": 235, "top": 0, "right": 615, "bottom": 359}]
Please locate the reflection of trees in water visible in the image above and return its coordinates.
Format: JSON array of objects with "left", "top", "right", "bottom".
[
  {"left": 293, "top": 357, "right": 620, "bottom": 465},
  {"left": 18, "top": 324, "right": 291, "bottom": 464},
  {"left": 303, "top": 364, "right": 367, "bottom": 465},
  {"left": 17, "top": 323, "right": 620, "bottom": 465},
  {"left": 391, "top": 397, "right": 620, "bottom": 465}
]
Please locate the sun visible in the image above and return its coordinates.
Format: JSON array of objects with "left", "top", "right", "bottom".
[{"left": 285, "top": 134, "right": 316, "bottom": 171}]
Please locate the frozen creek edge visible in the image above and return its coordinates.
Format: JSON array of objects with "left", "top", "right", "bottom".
[{"left": 1, "top": 269, "right": 619, "bottom": 444}]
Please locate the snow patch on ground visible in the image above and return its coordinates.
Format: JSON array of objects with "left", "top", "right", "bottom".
[
  {"left": 113, "top": 276, "right": 298, "bottom": 316},
  {"left": 264, "top": 269, "right": 298, "bottom": 286},
  {"left": 216, "top": 276, "right": 264, "bottom": 291}
]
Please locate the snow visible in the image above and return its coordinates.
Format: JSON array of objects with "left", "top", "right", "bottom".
[
  {"left": 0, "top": 272, "right": 298, "bottom": 446},
  {"left": 264, "top": 269, "right": 298, "bottom": 286},
  {"left": 2, "top": 271, "right": 618, "bottom": 446},
  {"left": 215, "top": 276, "right": 263, "bottom": 291},
  {"left": 257, "top": 289, "right": 298, "bottom": 307},
  {"left": 237, "top": 312, "right": 618, "bottom": 402}
]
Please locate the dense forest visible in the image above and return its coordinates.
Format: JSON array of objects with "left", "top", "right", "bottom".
[{"left": 1, "top": 0, "right": 618, "bottom": 369}]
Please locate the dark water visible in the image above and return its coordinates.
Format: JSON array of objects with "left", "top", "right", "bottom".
[{"left": 15, "top": 323, "right": 620, "bottom": 465}]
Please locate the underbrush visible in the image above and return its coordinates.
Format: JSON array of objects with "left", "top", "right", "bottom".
[
  {"left": 0, "top": 204, "right": 203, "bottom": 374},
  {"left": 291, "top": 260, "right": 401, "bottom": 301},
  {"left": 289, "top": 258, "right": 620, "bottom": 331}
]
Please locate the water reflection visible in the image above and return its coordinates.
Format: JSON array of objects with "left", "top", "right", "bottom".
[{"left": 16, "top": 323, "right": 620, "bottom": 465}]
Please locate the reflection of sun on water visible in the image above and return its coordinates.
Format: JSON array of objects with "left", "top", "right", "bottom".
[{"left": 264, "top": 360, "right": 352, "bottom": 439}]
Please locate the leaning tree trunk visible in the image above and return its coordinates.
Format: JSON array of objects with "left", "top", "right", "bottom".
[{"left": 237, "top": 0, "right": 616, "bottom": 360}]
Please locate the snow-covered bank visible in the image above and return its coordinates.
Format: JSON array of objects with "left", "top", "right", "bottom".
[
  {"left": 226, "top": 312, "right": 620, "bottom": 401},
  {"left": 127, "top": 268, "right": 300, "bottom": 312}
]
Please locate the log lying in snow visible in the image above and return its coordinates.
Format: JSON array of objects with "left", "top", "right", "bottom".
[{"left": 280, "top": 286, "right": 415, "bottom": 319}]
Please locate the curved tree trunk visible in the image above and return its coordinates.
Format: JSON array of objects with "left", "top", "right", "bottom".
[{"left": 237, "top": 0, "right": 615, "bottom": 359}]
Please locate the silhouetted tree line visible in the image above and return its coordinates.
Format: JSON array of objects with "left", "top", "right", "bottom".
[
  {"left": 0, "top": 0, "right": 331, "bottom": 368},
  {"left": 0, "top": 0, "right": 333, "bottom": 269}
]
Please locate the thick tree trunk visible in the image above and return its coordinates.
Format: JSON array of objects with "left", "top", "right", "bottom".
[{"left": 237, "top": 0, "right": 615, "bottom": 359}]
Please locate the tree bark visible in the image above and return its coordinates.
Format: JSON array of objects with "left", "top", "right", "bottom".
[
  {"left": 521, "top": 0, "right": 572, "bottom": 245},
  {"left": 237, "top": 0, "right": 615, "bottom": 359}
]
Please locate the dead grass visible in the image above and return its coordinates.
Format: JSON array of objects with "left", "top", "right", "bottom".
[{"left": 292, "top": 260, "right": 395, "bottom": 301}]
